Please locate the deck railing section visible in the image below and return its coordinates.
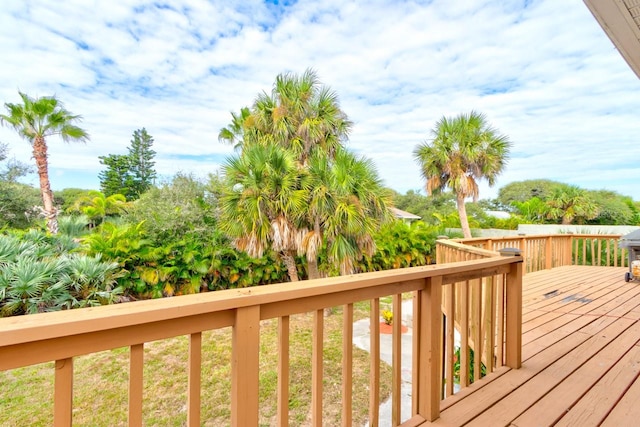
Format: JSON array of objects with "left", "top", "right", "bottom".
[
  {"left": 451, "top": 234, "right": 626, "bottom": 274},
  {"left": 435, "top": 240, "right": 522, "bottom": 398},
  {"left": 0, "top": 252, "right": 523, "bottom": 426}
]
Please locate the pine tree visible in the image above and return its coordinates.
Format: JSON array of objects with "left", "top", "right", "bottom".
[
  {"left": 98, "top": 154, "right": 134, "bottom": 199},
  {"left": 98, "top": 128, "right": 157, "bottom": 200},
  {"left": 128, "top": 128, "right": 156, "bottom": 197}
]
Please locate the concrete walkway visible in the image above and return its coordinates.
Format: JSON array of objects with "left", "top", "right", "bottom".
[{"left": 353, "top": 299, "right": 415, "bottom": 427}]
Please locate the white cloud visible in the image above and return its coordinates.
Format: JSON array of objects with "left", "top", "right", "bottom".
[{"left": 1, "top": 0, "right": 639, "bottom": 200}]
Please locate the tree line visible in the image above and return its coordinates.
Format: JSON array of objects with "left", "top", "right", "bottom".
[{"left": 1, "top": 69, "right": 638, "bottom": 316}]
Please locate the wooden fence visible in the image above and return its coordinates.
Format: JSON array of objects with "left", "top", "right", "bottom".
[{"left": 448, "top": 234, "right": 627, "bottom": 274}]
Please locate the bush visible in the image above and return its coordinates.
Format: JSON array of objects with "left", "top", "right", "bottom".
[
  {"left": 0, "top": 231, "right": 124, "bottom": 317},
  {"left": 358, "top": 220, "right": 438, "bottom": 272}
]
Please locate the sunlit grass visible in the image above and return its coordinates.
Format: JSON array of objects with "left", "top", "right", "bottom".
[{"left": 0, "top": 301, "right": 392, "bottom": 426}]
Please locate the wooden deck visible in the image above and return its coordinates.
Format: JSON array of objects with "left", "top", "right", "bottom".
[{"left": 423, "top": 265, "right": 640, "bottom": 427}]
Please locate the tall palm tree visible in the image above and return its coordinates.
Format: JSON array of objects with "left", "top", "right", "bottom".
[
  {"left": 219, "top": 144, "right": 309, "bottom": 282},
  {"left": 1, "top": 92, "right": 89, "bottom": 234},
  {"left": 414, "top": 111, "right": 511, "bottom": 238},
  {"left": 220, "top": 69, "right": 390, "bottom": 280},
  {"left": 221, "top": 68, "right": 352, "bottom": 164}
]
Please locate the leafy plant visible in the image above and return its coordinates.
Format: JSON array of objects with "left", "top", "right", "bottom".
[
  {"left": 358, "top": 220, "right": 438, "bottom": 272},
  {"left": 381, "top": 309, "right": 393, "bottom": 325},
  {"left": 0, "top": 232, "right": 125, "bottom": 317},
  {"left": 453, "top": 346, "right": 486, "bottom": 384}
]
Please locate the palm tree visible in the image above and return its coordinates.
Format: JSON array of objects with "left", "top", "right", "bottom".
[
  {"left": 218, "top": 107, "right": 253, "bottom": 151},
  {"left": 220, "top": 70, "right": 391, "bottom": 280},
  {"left": 71, "top": 190, "right": 130, "bottom": 227},
  {"left": 304, "top": 149, "right": 392, "bottom": 278},
  {"left": 414, "top": 111, "right": 511, "bottom": 238},
  {"left": 219, "top": 144, "right": 309, "bottom": 282},
  {"left": 221, "top": 68, "right": 352, "bottom": 164},
  {"left": 1, "top": 92, "right": 89, "bottom": 234},
  {"left": 546, "top": 185, "right": 599, "bottom": 224}
]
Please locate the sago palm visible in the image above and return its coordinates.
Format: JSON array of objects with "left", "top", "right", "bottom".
[
  {"left": 414, "top": 111, "right": 511, "bottom": 238},
  {"left": 1, "top": 92, "right": 89, "bottom": 234}
]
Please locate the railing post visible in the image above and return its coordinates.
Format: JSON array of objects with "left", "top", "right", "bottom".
[
  {"left": 500, "top": 248, "right": 523, "bottom": 369},
  {"left": 187, "top": 332, "right": 202, "bottom": 427},
  {"left": 416, "top": 276, "right": 443, "bottom": 422},
  {"left": 129, "top": 344, "right": 144, "bottom": 427},
  {"left": 545, "top": 236, "right": 553, "bottom": 270},
  {"left": 54, "top": 358, "right": 73, "bottom": 427},
  {"left": 231, "top": 305, "right": 260, "bottom": 427},
  {"left": 519, "top": 237, "right": 527, "bottom": 272}
]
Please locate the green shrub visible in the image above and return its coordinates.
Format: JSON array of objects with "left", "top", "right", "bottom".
[
  {"left": 358, "top": 220, "right": 438, "bottom": 272},
  {"left": 0, "top": 232, "right": 124, "bottom": 317}
]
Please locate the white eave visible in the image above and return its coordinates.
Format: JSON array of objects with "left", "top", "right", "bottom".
[
  {"left": 391, "top": 207, "right": 421, "bottom": 220},
  {"left": 584, "top": 0, "right": 640, "bottom": 79}
]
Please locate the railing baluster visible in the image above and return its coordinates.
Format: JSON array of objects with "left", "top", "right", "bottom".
[
  {"left": 485, "top": 276, "right": 496, "bottom": 374},
  {"left": 496, "top": 275, "right": 505, "bottom": 367},
  {"left": 473, "top": 278, "right": 482, "bottom": 382},
  {"left": 392, "top": 294, "right": 402, "bottom": 426},
  {"left": 231, "top": 306, "right": 260, "bottom": 427},
  {"left": 412, "top": 291, "right": 419, "bottom": 416},
  {"left": 277, "top": 315, "right": 290, "bottom": 427},
  {"left": 54, "top": 358, "right": 73, "bottom": 427},
  {"left": 460, "top": 281, "right": 469, "bottom": 387},
  {"left": 129, "top": 343, "right": 144, "bottom": 427},
  {"left": 312, "top": 309, "right": 323, "bottom": 427},
  {"left": 342, "top": 304, "right": 353, "bottom": 427},
  {"left": 187, "top": 332, "right": 201, "bottom": 427},
  {"left": 369, "top": 298, "right": 380, "bottom": 427},
  {"left": 445, "top": 283, "right": 455, "bottom": 397}
]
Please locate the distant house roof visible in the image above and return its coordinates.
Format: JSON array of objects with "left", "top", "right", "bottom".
[{"left": 391, "top": 207, "right": 421, "bottom": 220}]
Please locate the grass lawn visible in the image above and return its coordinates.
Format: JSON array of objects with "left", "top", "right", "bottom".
[{"left": 0, "top": 301, "right": 392, "bottom": 426}]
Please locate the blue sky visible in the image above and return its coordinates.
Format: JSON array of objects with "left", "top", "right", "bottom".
[{"left": 1, "top": 0, "right": 639, "bottom": 201}]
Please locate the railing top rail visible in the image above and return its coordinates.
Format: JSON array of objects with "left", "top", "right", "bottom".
[
  {"left": 453, "top": 233, "right": 623, "bottom": 243},
  {"left": 0, "top": 255, "right": 521, "bottom": 348},
  {"left": 436, "top": 239, "right": 500, "bottom": 258}
]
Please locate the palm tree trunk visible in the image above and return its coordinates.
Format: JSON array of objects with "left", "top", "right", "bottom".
[
  {"left": 33, "top": 136, "right": 58, "bottom": 234},
  {"left": 281, "top": 251, "right": 299, "bottom": 282},
  {"left": 456, "top": 193, "right": 472, "bottom": 239},
  {"left": 307, "top": 258, "right": 320, "bottom": 280}
]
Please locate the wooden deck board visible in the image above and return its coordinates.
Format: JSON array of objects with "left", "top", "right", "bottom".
[
  {"left": 541, "top": 341, "right": 640, "bottom": 427},
  {"left": 468, "top": 319, "right": 639, "bottom": 427},
  {"left": 420, "top": 266, "right": 639, "bottom": 427}
]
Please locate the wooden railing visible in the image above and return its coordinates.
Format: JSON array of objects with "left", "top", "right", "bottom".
[
  {"left": 449, "top": 234, "right": 627, "bottom": 274},
  {"left": 0, "top": 252, "right": 523, "bottom": 426},
  {"left": 435, "top": 240, "right": 522, "bottom": 398}
]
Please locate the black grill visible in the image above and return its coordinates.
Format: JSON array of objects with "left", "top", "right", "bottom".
[{"left": 619, "top": 229, "right": 640, "bottom": 282}]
